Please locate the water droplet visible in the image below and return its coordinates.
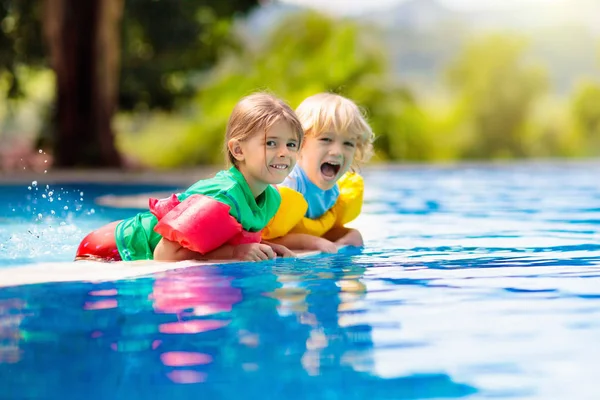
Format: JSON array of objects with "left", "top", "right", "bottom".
[
  {"left": 37, "top": 213, "right": 43, "bottom": 220},
  {"left": 38, "top": 149, "right": 43, "bottom": 154},
  {"left": 27, "top": 186, "right": 32, "bottom": 190},
  {"left": 63, "top": 206, "right": 68, "bottom": 210},
  {"left": 32, "top": 181, "right": 37, "bottom": 187},
  {"left": 44, "top": 160, "right": 48, "bottom": 163},
  {"left": 44, "top": 170, "right": 47, "bottom": 174},
  {"left": 46, "top": 185, "right": 50, "bottom": 189},
  {"left": 80, "top": 192, "right": 84, "bottom": 196},
  {"left": 90, "top": 209, "right": 96, "bottom": 214},
  {"left": 51, "top": 210, "right": 56, "bottom": 215},
  {"left": 48, "top": 191, "right": 54, "bottom": 196},
  {"left": 49, "top": 198, "right": 54, "bottom": 203},
  {"left": 42, "top": 194, "right": 46, "bottom": 199},
  {"left": 58, "top": 197, "right": 62, "bottom": 201}
]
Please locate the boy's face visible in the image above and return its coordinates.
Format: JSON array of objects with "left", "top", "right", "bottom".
[{"left": 298, "top": 131, "right": 357, "bottom": 191}]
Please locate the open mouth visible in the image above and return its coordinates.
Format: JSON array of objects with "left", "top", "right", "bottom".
[
  {"left": 320, "top": 162, "right": 341, "bottom": 179},
  {"left": 269, "top": 164, "right": 288, "bottom": 170}
]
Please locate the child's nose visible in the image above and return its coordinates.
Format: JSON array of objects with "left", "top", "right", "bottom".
[
  {"left": 329, "top": 142, "right": 343, "bottom": 157},
  {"left": 278, "top": 146, "right": 289, "bottom": 157}
]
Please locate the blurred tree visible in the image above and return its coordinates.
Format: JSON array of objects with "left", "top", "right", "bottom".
[
  {"left": 571, "top": 81, "right": 600, "bottom": 152},
  {"left": 129, "top": 11, "right": 427, "bottom": 167},
  {"left": 119, "top": 0, "right": 258, "bottom": 111},
  {"left": 42, "top": 0, "right": 124, "bottom": 167},
  {"left": 446, "top": 34, "right": 548, "bottom": 159},
  {"left": 0, "top": 0, "right": 45, "bottom": 99},
  {"left": 2, "top": 0, "right": 258, "bottom": 167}
]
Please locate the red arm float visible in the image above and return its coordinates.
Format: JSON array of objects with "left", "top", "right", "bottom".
[
  {"left": 152, "top": 194, "right": 242, "bottom": 254},
  {"left": 149, "top": 194, "right": 181, "bottom": 220}
]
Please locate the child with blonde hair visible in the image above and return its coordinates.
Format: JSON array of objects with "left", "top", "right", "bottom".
[
  {"left": 76, "top": 92, "right": 303, "bottom": 262},
  {"left": 262, "top": 93, "right": 374, "bottom": 253}
]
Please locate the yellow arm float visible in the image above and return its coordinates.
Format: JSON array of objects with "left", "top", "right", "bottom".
[
  {"left": 289, "top": 206, "right": 337, "bottom": 237},
  {"left": 331, "top": 172, "right": 364, "bottom": 226},
  {"left": 261, "top": 187, "right": 307, "bottom": 240}
]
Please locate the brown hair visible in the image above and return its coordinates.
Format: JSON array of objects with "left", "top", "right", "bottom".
[
  {"left": 295, "top": 93, "right": 375, "bottom": 168},
  {"left": 224, "top": 92, "right": 304, "bottom": 166}
]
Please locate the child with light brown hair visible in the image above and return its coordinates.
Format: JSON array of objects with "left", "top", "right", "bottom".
[
  {"left": 262, "top": 92, "right": 375, "bottom": 253},
  {"left": 75, "top": 92, "right": 303, "bottom": 262}
]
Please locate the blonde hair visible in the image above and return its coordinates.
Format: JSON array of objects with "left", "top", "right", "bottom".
[
  {"left": 295, "top": 93, "right": 375, "bottom": 168},
  {"left": 224, "top": 92, "right": 304, "bottom": 166}
]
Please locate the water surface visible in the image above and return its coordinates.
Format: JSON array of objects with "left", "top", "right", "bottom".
[{"left": 1, "top": 162, "right": 599, "bottom": 399}]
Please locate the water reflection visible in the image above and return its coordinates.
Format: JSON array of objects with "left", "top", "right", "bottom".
[
  {"left": 0, "top": 298, "right": 25, "bottom": 364},
  {"left": 269, "top": 254, "right": 374, "bottom": 377},
  {"left": 0, "top": 256, "right": 477, "bottom": 399}
]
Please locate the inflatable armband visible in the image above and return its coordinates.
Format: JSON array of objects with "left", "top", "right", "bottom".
[
  {"left": 262, "top": 187, "right": 307, "bottom": 240},
  {"left": 152, "top": 194, "right": 242, "bottom": 254}
]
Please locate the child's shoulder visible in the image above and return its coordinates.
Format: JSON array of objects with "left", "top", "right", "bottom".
[
  {"left": 185, "top": 169, "right": 238, "bottom": 195},
  {"left": 278, "top": 175, "right": 300, "bottom": 192}
]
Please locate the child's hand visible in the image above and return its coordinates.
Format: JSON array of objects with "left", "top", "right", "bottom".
[
  {"left": 313, "top": 237, "right": 338, "bottom": 254},
  {"left": 232, "top": 243, "right": 276, "bottom": 261},
  {"left": 261, "top": 241, "right": 296, "bottom": 258},
  {"left": 335, "top": 228, "right": 364, "bottom": 247}
]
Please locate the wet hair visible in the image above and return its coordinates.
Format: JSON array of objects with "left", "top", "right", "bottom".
[
  {"left": 295, "top": 93, "right": 375, "bottom": 167},
  {"left": 224, "top": 92, "right": 304, "bottom": 166}
]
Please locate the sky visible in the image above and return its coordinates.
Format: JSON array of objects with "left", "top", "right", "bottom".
[{"left": 278, "top": 0, "right": 567, "bottom": 15}]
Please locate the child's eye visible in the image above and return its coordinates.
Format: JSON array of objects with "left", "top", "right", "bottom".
[
  {"left": 320, "top": 137, "right": 332, "bottom": 143},
  {"left": 287, "top": 142, "right": 298, "bottom": 150},
  {"left": 266, "top": 140, "right": 277, "bottom": 147},
  {"left": 344, "top": 141, "right": 356, "bottom": 147}
]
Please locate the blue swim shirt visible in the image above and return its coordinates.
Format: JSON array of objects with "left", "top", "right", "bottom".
[{"left": 279, "top": 165, "right": 339, "bottom": 219}]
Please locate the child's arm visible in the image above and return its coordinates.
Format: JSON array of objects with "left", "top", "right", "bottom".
[
  {"left": 153, "top": 238, "right": 201, "bottom": 261},
  {"left": 261, "top": 240, "right": 296, "bottom": 258},
  {"left": 323, "top": 226, "right": 364, "bottom": 247},
  {"left": 269, "top": 233, "right": 338, "bottom": 253},
  {"left": 153, "top": 238, "right": 277, "bottom": 262}
]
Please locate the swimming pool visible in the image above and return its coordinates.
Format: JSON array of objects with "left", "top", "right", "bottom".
[{"left": 1, "top": 161, "right": 599, "bottom": 399}]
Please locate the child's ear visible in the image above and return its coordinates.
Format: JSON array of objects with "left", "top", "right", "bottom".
[{"left": 227, "top": 139, "right": 245, "bottom": 162}]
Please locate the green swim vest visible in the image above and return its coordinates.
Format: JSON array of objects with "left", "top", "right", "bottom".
[{"left": 114, "top": 167, "right": 281, "bottom": 261}]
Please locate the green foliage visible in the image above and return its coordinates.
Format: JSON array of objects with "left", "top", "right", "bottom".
[
  {"left": 571, "top": 80, "right": 600, "bottom": 154},
  {"left": 445, "top": 34, "right": 548, "bottom": 159},
  {"left": 119, "top": 0, "right": 258, "bottom": 111},
  {"left": 119, "top": 11, "right": 432, "bottom": 167},
  {"left": 0, "top": 0, "right": 258, "bottom": 109},
  {"left": 4, "top": 2, "right": 599, "bottom": 166},
  {"left": 0, "top": 0, "right": 45, "bottom": 98},
  {"left": 572, "top": 81, "right": 600, "bottom": 137}
]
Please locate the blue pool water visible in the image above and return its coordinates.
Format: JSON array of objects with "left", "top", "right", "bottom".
[{"left": 1, "top": 162, "right": 599, "bottom": 399}]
